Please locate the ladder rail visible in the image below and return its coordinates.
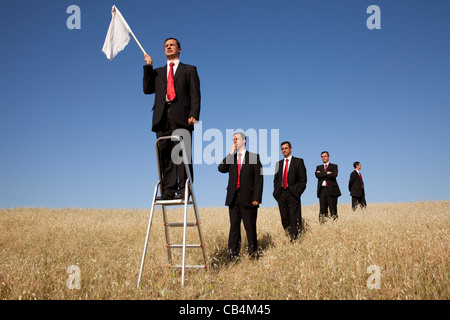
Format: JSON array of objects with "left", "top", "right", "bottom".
[
  {"left": 181, "top": 178, "right": 189, "bottom": 286},
  {"left": 137, "top": 181, "right": 160, "bottom": 288},
  {"left": 162, "top": 205, "right": 173, "bottom": 265},
  {"left": 189, "top": 180, "right": 207, "bottom": 264}
]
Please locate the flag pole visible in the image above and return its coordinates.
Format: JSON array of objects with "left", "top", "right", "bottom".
[
  {"left": 114, "top": 5, "right": 147, "bottom": 56},
  {"left": 129, "top": 29, "right": 147, "bottom": 56}
]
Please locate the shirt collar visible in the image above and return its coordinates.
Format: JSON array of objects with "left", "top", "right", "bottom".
[{"left": 167, "top": 59, "right": 180, "bottom": 67}]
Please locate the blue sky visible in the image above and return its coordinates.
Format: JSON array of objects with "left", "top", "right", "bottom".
[{"left": 1, "top": 0, "right": 449, "bottom": 209}]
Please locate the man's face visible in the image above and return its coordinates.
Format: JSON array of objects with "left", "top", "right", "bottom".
[
  {"left": 321, "top": 153, "right": 329, "bottom": 164},
  {"left": 356, "top": 163, "right": 361, "bottom": 170},
  {"left": 164, "top": 39, "right": 181, "bottom": 59},
  {"left": 281, "top": 144, "right": 292, "bottom": 158},
  {"left": 233, "top": 134, "right": 245, "bottom": 150}
]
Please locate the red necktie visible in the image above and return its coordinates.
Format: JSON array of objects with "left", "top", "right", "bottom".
[
  {"left": 236, "top": 153, "right": 242, "bottom": 190},
  {"left": 359, "top": 172, "right": 364, "bottom": 188},
  {"left": 167, "top": 62, "right": 176, "bottom": 101},
  {"left": 282, "top": 159, "right": 289, "bottom": 189},
  {"left": 324, "top": 164, "right": 328, "bottom": 186}
]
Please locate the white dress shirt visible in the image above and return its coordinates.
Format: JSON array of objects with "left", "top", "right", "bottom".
[
  {"left": 237, "top": 149, "right": 246, "bottom": 165},
  {"left": 166, "top": 59, "right": 180, "bottom": 76}
]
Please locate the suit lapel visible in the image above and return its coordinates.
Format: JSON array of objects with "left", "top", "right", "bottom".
[
  {"left": 174, "top": 62, "right": 186, "bottom": 83},
  {"left": 279, "top": 159, "right": 284, "bottom": 179},
  {"left": 241, "top": 152, "right": 249, "bottom": 174},
  {"left": 161, "top": 65, "right": 167, "bottom": 83},
  {"left": 288, "top": 157, "right": 296, "bottom": 178},
  {"left": 238, "top": 151, "right": 251, "bottom": 177}
]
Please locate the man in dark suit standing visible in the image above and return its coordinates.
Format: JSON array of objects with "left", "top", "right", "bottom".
[
  {"left": 273, "top": 141, "right": 307, "bottom": 241},
  {"left": 348, "top": 161, "right": 367, "bottom": 211},
  {"left": 218, "top": 132, "right": 263, "bottom": 259},
  {"left": 143, "top": 38, "right": 201, "bottom": 200},
  {"left": 315, "top": 151, "right": 341, "bottom": 222}
]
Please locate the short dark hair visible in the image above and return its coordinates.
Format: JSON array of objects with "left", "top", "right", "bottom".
[
  {"left": 233, "top": 132, "right": 246, "bottom": 146},
  {"left": 280, "top": 141, "right": 291, "bottom": 148},
  {"left": 353, "top": 161, "right": 360, "bottom": 168},
  {"left": 164, "top": 37, "right": 181, "bottom": 48},
  {"left": 321, "top": 151, "right": 329, "bottom": 156}
]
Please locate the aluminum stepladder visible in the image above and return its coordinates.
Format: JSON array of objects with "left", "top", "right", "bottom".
[{"left": 137, "top": 135, "right": 207, "bottom": 288}]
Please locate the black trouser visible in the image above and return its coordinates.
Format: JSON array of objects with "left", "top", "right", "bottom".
[
  {"left": 319, "top": 186, "right": 338, "bottom": 219},
  {"left": 277, "top": 188, "right": 302, "bottom": 240},
  {"left": 156, "top": 105, "right": 193, "bottom": 196},
  {"left": 352, "top": 191, "right": 367, "bottom": 210},
  {"left": 228, "top": 190, "right": 258, "bottom": 258}
]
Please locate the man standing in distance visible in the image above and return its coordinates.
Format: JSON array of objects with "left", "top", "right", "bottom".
[
  {"left": 218, "top": 132, "right": 263, "bottom": 260},
  {"left": 315, "top": 151, "right": 341, "bottom": 222},
  {"left": 273, "top": 141, "right": 307, "bottom": 241},
  {"left": 143, "top": 38, "right": 201, "bottom": 200},
  {"left": 348, "top": 161, "right": 367, "bottom": 211}
]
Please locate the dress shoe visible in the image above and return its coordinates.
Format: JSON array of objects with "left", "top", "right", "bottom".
[
  {"left": 177, "top": 190, "right": 191, "bottom": 200},
  {"left": 156, "top": 193, "right": 175, "bottom": 200},
  {"left": 174, "top": 194, "right": 184, "bottom": 200}
]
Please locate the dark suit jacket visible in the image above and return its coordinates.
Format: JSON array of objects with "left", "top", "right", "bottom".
[
  {"left": 218, "top": 152, "right": 263, "bottom": 208},
  {"left": 273, "top": 156, "right": 307, "bottom": 201},
  {"left": 315, "top": 163, "right": 341, "bottom": 198},
  {"left": 143, "top": 62, "right": 201, "bottom": 132},
  {"left": 348, "top": 170, "right": 364, "bottom": 197}
]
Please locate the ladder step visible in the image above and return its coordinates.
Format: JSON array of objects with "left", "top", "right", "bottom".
[
  {"left": 164, "top": 222, "right": 198, "bottom": 227},
  {"left": 155, "top": 199, "right": 193, "bottom": 206},
  {"left": 166, "top": 244, "right": 204, "bottom": 248},
  {"left": 169, "top": 265, "right": 208, "bottom": 269}
]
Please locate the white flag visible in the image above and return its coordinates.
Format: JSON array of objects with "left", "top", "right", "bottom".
[{"left": 102, "top": 5, "right": 132, "bottom": 61}]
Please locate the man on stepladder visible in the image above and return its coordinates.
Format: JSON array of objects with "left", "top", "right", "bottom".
[{"left": 143, "top": 38, "right": 201, "bottom": 200}]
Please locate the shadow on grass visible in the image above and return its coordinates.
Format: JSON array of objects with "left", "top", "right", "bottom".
[{"left": 208, "top": 232, "right": 276, "bottom": 271}]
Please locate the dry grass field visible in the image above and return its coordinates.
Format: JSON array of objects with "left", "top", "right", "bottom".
[{"left": 0, "top": 201, "right": 448, "bottom": 300}]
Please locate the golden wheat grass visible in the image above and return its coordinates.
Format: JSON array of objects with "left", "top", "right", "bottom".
[{"left": 0, "top": 201, "right": 448, "bottom": 299}]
